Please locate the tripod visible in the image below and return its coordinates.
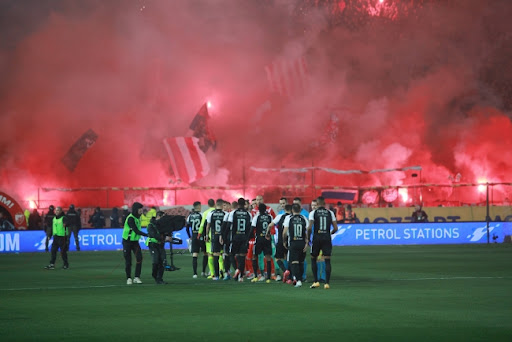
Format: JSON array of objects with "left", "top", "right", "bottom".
[{"left": 164, "top": 235, "right": 182, "bottom": 271}]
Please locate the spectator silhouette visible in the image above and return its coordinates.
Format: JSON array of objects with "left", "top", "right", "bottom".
[
  {"left": 344, "top": 204, "right": 357, "bottom": 223},
  {"left": 411, "top": 205, "right": 428, "bottom": 223},
  {"left": 110, "top": 207, "right": 121, "bottom": 228},
  {"left": 88, "top": 207, "right": 106, "bottom": 228},
  {"left": 28, "top": 209, "right": 42, "bottom": 230},
  {"left": 121, "top": 205, "right": 130, "bottom": 226},
  {"left": 0, "top": 212, "right": 15, "bottom": 231},
  {"left": 66, "top": 204, "right": 81, "bottom": 250}
]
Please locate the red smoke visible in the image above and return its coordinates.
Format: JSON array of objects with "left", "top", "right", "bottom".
[{"left": 0, "top": 0, "right": 511, "bottom": 207}]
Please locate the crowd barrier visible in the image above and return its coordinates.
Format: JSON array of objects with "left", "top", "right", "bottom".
[{"left": 1, "top": 222, "right": 511, "bottom": 253}]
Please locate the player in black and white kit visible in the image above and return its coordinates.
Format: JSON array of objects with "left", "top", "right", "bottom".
[
  {"left": 205, "top": 199, "right": 227, "bottom": 281},
  {"left": 267, "top": 204, "right": 292, "bottom": 282},
  {"left": 229, "top": 198, "right": 252, "bottom": 282},
  {"left": 307, "top": 196, "right": 338, "bottom": 289},
  {"left": 221, "top": 200, "right": 238, "bottom": 280},
  {"left": 186, "top": 201, "right": 207, "bottom": 278},
  {"left": 283, "top": 203, "right": 309, "bottom": 288},
  {"left": 250, "top": 203, "right": 273, "bottom": 283}
]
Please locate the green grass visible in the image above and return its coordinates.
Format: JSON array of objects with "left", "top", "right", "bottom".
[{"left": 1, "top": 245, "right": 511, "bottom": 342}]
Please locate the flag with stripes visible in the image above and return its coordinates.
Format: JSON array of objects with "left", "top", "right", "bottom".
[
  {"left": 265, "top": 57, "right": 308, "bottom": 98},
  {"left": 163, "top": 137, "right": 210, "bottom": 184}
]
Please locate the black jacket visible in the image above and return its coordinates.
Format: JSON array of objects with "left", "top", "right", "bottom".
[
  {"left": 44, "top": 209, "right": 55, "bottom": 230},
  {"left": 147, "top": 217, "right": 163, "bottom": 244},
  {"left": 66, "top": 208, "right": 81, "bottom": 228},
  {"left": 110, "top": 207, "right": 120, "bottom": 228},
  {"left": 28, "top": 210, "right": 42, "bottom": 230},
  {"left": 411, "top": 209, "right": 428, "bottom": 223},
  {"left": 88, "top": 208, "right": 106, "bottom": 228}
]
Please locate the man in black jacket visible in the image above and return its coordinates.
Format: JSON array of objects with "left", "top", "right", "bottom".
[
  {"left": 43, "top": 205, "right": 56, "bottom": 252},
  {"left": 146, "top": 211, "right": 168, "bottom": 284},
  {"left": 121, "top": 205, "right": 130, "bottom": 226},
  {"left": 28, "top": 209, "right": 42, "bottom": 230},
  {"left": 88, "top": 207, "right": 105, "bottom": 228},
  {"left": 411, "top": 205, "right": 428, "bottom": 223},
  {"left": 66, "top": 204, "right": 81, "bottom": 251},
  {"left": 110, "top": 207, "right": 120, "bottom": 228}
]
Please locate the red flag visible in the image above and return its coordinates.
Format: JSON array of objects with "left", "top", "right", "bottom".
[
  {"left": 163, "top": 137, "right": 210, "bottom": 184},
  {"left": 188, "top": 103, "right": 217, "bottom": 152},
  {"left": 265, "top": 57, "right": 308, "bottom": 98}
]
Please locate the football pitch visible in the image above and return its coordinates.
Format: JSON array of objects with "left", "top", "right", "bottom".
[{"left": 1, "top": 245, "right": 511, "bottom": 342}]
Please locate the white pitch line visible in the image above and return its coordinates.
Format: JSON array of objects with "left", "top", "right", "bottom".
[
  {"left": 0, "top": 276, "right": 509, "bottom": 291},
  {"left": 389, "top": 276, "right": 508, "bottom": 281},
  {"left": 0, "top": 284, "right": 148, "bottom": 291}
]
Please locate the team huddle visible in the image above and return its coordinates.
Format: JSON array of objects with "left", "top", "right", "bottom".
[
  {"left": 43, "top": 195, "right": 338, "bottom": 289},
  {"left": 186, "top": 195, "right": 338, "bottom": 289}
]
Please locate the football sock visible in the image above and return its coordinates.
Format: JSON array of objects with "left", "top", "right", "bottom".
[
  {"left": 299, "top": 262, "right": 304, "bottom": 280},
  {"left": 214, "top": 256, "right": 220, "bottom": 277},
  {"left": 208, "top": 255, "right": 215, "bottom": 276},
  {"left": 224, "top": 255, "right": 231, "bottom": 273},
  {"left": 252, "top": 259, "right": 259, "bottom": 276},
  {"left": 277, "top": 259, "right": 287, "bottom": 273},
  {"left": 202, "top": 255, "right": 208, "bottom": 273},
  {"left": 325, "top": 259, "right": 331, "bottom": 283},
  {"left": 311, "top": 257, "right": 318, "bottom": 282},
  {"left": 192, "top": 256, "right": 198, "bottom": 275},
  {"left": 236, "top": 256, "right": 243, "bottom": 274},
  {"left": 291, "top": 263, "right": 300, "bottom": 281},
  {"left": 240, "top": 256, "right": 246, "bottom": 275},
  {"left": 266, "top": 260, "right": 272, "bottom": 280},
  {"left": 231, "top": 254, "right": 237, "bottom": 269},
  {"left": 219, "top": 254, "right": 224, "bottom": 274}
]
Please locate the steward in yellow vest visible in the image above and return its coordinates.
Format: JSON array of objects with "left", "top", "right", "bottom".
[
  {"left": 44, "top": 206, "right": 70, "bottom": 270},
  {"left": 122, "top": 202, "right": 148, "bottom": 285}
]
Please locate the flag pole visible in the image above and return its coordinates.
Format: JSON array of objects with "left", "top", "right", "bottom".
[
  {"left": 486, "top": 182, "right": 490, "bottom": 244},
  {"left": 243, "top": 151, "right": 246, "bottom": 198},
  {"left": 311, "top": 157, "right": 316, "bottom": 201}
]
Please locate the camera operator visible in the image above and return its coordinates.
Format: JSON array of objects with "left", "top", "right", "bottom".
[{"left": 146, "top": 211, "right": 169, "bottom": 284}]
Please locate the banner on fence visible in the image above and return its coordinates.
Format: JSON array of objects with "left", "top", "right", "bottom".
[
  {"left": 352, "top": 206, "right": 512, "bottom": 223},
  {"left": 1, "top": 222, "right": 511, "bottom": 253}
]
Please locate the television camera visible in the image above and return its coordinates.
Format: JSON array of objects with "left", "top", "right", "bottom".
[{"left": 155, "top": 214, "right": 187, "bottom": 271}]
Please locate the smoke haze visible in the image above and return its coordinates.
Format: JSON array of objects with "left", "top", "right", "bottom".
[{"left": 0, "top": 0, "right": 511, "bottom": 206}]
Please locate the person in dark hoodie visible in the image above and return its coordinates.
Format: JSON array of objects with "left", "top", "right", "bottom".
[
  {"left": 121, "top": 205, "right": 130, "bottom": 226},
  {"left": 146, "top": 211, "right": 168, "bottom": 284},
  {"left": 110, "top": 207, "right": 120, "bottom": 228},
  {"left": 88, "top": 207, "right": 106, "bottom": 228},
  {"left": 123, "top": 202, "right": 148, "bottom": 285},
  {"left": 28, "top": 209, "right": 42, "bottom": 230},
  {"left": 43, "top": 205, "right": 56, "bottom": 252},
  {"left": 66, "top": 204, "right": 81, "bottom": 251},
  {"left": 44, "top": 206, "right": 70, "bottom": 270}
]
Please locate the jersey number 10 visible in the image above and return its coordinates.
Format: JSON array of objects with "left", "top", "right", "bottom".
[{"left": 294, "top": 223, "right": 303, "bottom": 238}]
